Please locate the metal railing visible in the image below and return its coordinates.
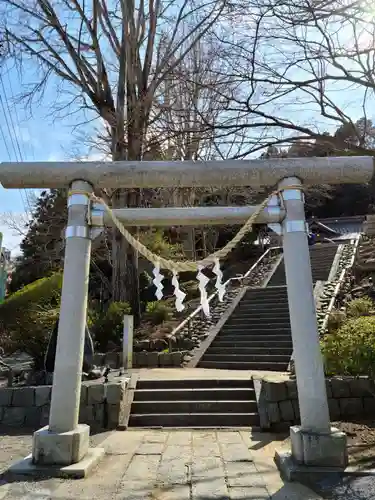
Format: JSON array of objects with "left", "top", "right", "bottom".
[
  {"left": 320, "top": 235, "right": 361, "bottom": 333},
  {"left": 167, "top": 245, "right": 282, "bottom": 346}
]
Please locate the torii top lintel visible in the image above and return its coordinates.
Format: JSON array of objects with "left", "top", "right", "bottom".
[{"left": 0, "top": 157, "right": 373, "bottom": 189}]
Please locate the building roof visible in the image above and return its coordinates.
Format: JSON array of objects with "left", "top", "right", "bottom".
[{"left": 308, "top": 216, "right": 364, "bottom": 237}]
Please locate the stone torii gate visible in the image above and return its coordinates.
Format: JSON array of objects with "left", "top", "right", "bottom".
[{"left": 1, "top": 156, "right": 373, "bottom": 478}]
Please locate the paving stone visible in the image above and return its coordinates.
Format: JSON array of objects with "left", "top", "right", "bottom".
[
  {"left": 216, "top": 432, "right": 243, "bottom": 444},
  {"left": 12, "top": 387, "right": 34, "bottom": 407},
  {"left": 115, "top": 481, "right": 155, "bottom": 499},
  {"left": 162, "top": 445, "right": 192, "bottom": 461},
  {"left": 225, "top": 462, "right": 265, "bottom": 488},
  {"left": 167, "top": 432, "right": 192, "bottom": 446},
  {"left": 34, "top": 386, "right": 51, "bottom": 407},
  {"left": 192, "top": 457, "right": 224, "bottom": 478},
  {"left": 157, "top": 458, "right": 190, "bottom": 484},
  {"left": 143, "top": 432, "right": 168, "bottom": 443},
  {"left": 154, "top": 484, "right": 190, "bottom": 500},
  {"left": 193, "top": 443, "right": 221, "bottom": 457},
  {"left": 229, "top": 486, "right": 270, "bottom": 499},
  {"left": 192, "top": 431, "right": 217, "bottom": 443},
  {"left": 125, "top": 454, "right": 161, "bottom": 480},
  {"left": 136, "top": 443, "right": 164, "bottom": 455},
  {"left": 192, "top": 478, "right": 229, "bottom": 499},
  {"left": 220, "top": 444, "right": 253, "bottom": 463}
]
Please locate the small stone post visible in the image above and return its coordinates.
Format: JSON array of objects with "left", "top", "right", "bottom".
[
  {"left": 276, "top": 177, "right": 347, "bottom": 471},
  {"left": 122, "top": 315, "right": 134, "bottom": 371}
]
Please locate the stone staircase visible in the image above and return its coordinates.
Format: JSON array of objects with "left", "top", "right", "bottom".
[
  {"left": 197, "top": 244, "right": 339, "bottom": 371},
  {"left": 267, "top": 243, "right": 338, "bottom": 286},
  {"left": 127, "top": 244, "right": 340, "bottom": 429},
  {"left": 129, "top": 378, "right": 259, "bottom": 428}
]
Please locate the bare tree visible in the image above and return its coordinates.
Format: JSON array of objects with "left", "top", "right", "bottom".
[
  {"left": 1, "top": 0, "right": 228, "bottom": 323},
  {"left": 198, "top": 0, "right": 375, "bottom": 157}
]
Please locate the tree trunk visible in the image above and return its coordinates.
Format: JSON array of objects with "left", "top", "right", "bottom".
[
  {"left": 110, "top": 126, "right": 142, "bottom": 326},
  {"left": 111, "top": 190, "right": 141, "bottom": 326}
]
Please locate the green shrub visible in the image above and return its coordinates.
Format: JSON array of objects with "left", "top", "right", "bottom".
[
  {"left": 346, "top": 297, "right": 373, "bottom": 317},
  {"left": 144, "top": 301, "right": 173, "bottom": 325},
  {"left": 326, "top": 310, "right": 346, "bottom": 333},
  {"left": 140, "top": 229, "right": 183, "bottom": 259},
  {"left": 91, "top": 301, "right": 131, "bottom": 350},
  {"left": 0, "top": 273, "right": 62, "bottom": 369},
  {"left": 321, "top": 316, "right": 375, "bottom": 377}
]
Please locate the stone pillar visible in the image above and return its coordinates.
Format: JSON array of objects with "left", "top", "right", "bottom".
[
  {"left": 15, "top": 180, "right": 105, "bottom": 475},
  {"left": 276, "top": 177, "right": 347, "bottom": 472}
]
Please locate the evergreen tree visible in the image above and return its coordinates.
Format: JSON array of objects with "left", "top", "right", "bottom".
[{"left": 9, "top": 190, "right": 67, "bottom": 292}]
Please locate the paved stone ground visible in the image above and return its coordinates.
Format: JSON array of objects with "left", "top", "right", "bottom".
[{"left": 0, "top": 428, "right": 321, "bottom": 500}]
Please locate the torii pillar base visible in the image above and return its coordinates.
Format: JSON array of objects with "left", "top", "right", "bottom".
[
  {"left": 8, "top": 425, "right": 105, "bottom": 479},
  {"left": 275, "top": 426, "right": 348, "bottom": 481}
]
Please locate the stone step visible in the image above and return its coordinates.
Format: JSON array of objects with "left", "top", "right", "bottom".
[
  {"left": 219, "top": 320, "right": 291, "bottom": 335},
  {"left": 214, "top": 334, "right": 292, "bottom": 342},
  {"left": 128, "top": 412, "right": 260, "bottom": 428},
  {"left": 208, "top": 346, "right": 292, "bottom": 355},
  {"left": 211, "top": 340, "right": 293, "bottom": 348},
  {"left": 131, "top": 400, "right": 258, "bottom": 414},
  {"left": 229, "top": 311, "right": 291, "bottom": 319},
  {"left": 201, "top": 353, "right": 291, "bottom": 363},
  {"left": 236, "top": 300, "right": 289, "bottom": 308},
  {"left": 136, "top": 379, "right": 253, "bottom": 390},
  {"left": 225, "top": 318, "right": 291, "bottom": 327},
  {"left": 198, "top": 360, "right": 289, "bottom": 371},
  {"left": 235, "top": 307, "right": 290, "bottom": 315},
  {"left": 244, "top": 287, "right": 288, "bottom": 296},
  {"left": 133, "top": 387, "right": 256, "bottom": 402}
]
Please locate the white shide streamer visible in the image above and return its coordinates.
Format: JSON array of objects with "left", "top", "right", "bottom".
[
  {"left": 172, "top": 271, "right": 186, "bottom": 312},
  {"left": 152, "top": 262, "right": 164, "bottom": 300},
  {"left": 213, "top": 258, "right": 226, "bottom": 302},
  {"left": 197, "top": 265, "right": 210, "bottom": 316}
]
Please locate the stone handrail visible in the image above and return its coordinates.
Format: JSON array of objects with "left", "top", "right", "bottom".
[
  {"left": 167, "top": 245, "right": 282, "bottom": 346},
  {"left": 321, "top": 235, "right": 361, "bottom": 333}
]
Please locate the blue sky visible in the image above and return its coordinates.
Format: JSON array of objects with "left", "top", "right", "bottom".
[{"left": 0, "top": 61, "right": 99, "bottom": 255}]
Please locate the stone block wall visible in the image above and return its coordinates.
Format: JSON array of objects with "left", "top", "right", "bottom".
[
  {"left": 94, "top": 350, "right": 187, "bottom": 369},
  {"left": 256, "top": 377, "right": 375, "bottom": 430},
  {"left": 0, "top": 380, "right": 127, "bottom": 430}
]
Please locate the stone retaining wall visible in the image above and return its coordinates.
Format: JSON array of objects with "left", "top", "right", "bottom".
[
  {"left": 0, "top": 381, "right": 126, "bottom": 430},
  {"left": 94, "top": 350, "right": 186, "bottom": 369},
  {"left": 255, "top": 377, "right": 375, "bottom": 430}
]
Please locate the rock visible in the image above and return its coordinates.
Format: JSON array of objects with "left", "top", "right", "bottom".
[{"left": 45, "top": 320, "right": 94, "bottom": 373}]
